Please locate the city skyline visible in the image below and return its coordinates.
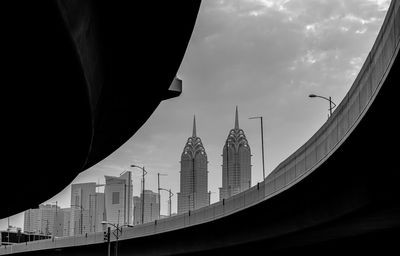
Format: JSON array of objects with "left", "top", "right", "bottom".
[{"left": 0, "top": 0, "right": 390, "bottom": 231}]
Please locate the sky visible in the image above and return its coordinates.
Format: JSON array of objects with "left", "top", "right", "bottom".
[{"left": 0, "top": 0, "right": 390, "bottom": 230}]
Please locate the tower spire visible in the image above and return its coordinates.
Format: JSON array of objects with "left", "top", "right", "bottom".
[
  {"left": 192, "top": 115, "right": 197, "bottom": 137},
  {"left": 235, "top": 106, "right": 239, "bottom": 129}
]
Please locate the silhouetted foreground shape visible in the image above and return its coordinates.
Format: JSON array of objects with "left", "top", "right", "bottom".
[{"left": 0, "top": 0, "right": 201, "bottom": 218}]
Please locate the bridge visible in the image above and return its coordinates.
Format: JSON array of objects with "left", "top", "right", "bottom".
[{"left": 1, "top": 0, "right": 400, "bottom": 255}]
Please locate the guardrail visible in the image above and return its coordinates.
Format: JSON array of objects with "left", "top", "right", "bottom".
[{"left": 1, "top": 0, "right": 399, "bottom": 254}]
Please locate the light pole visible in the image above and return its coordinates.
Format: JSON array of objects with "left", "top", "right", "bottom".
[
  {"left": 131, "top": 164, "right": 148, "bottom": 224},
  {"left": 157, "top": 173, "right": 167, "bottom": 220},
  {"left": 249, "top": 116, "right": 265, "bottom": 180},
  {"left": 309, "top": 94, "right": 337, "bottom": 118},
  {"left": 102, "top": 221, "right": 133, "bottom": 256}
]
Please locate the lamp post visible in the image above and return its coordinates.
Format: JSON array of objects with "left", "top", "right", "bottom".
[
  {"left": 309, "top": 94, "right": 337, "bottom": 118},
  {"left": 130, "top": 164, "right": 148, "bottom": 224},
  {"left": 102, "top": 221, "right": 133, "bottom": 256},
  {"left": 157, "top": 173, "right": 168, "bottom": 220},
  {"left": 249, "top": 116, "right": 265, "bottom": 180}
]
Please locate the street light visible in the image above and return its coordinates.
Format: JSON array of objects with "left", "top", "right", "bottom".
[
  {"left": 130, "top": 164, "right": 148, "bottom": 224},
  {"left": 101, "top": 221, "right": 133, "bottom": 256},
  {"left": 249, "top": 116, "right": 265, "bottom": 180},
  {"left": 157, "top": 173, "right": 168, "bottom": 220},
  {"left": 309, "top": 94, "right": 337, "bottom": 118}
]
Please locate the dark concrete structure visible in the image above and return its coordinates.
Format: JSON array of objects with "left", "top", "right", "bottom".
[{"left": 0, "top": 1, "right": 201, "bottom": 219}]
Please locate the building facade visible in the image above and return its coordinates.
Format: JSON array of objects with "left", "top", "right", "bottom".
[
  {"left": 23, "top": 204, "right": 61, "bottom": 236},
  {"left": 62, "top": 208, "right": 71, "bottom": 237},
  {"left": 133, "top": 190, "right": 160, "bottom": 224},
  {"left": 0, "top": 230, "right": 51, "bottom": 245},
  {"left": 23, "top": 209, "right": 39, "bottom": 234},
  {"left": 177, "top": 116, "right": 209, "bottom": 214},
  {"left": 104, "top": 171, "right": 133, "bottom": 227},
  {"left": 89, "top": 192, "right": 106, "bottom": 233},
  {"left": 219, "top": 107, "right": 252, "bottom": 200},
  {"left": 70, "top": 182, "right": 96, "bottom": 236}
]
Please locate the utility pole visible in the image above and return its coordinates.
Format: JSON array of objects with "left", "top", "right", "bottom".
[
  {"left": 168, "top": 189, "right": 173, "bottom": 216},
  {"left": 102, "top": 222, "right": 133, "bottom": 256},
  {"left": 131, "top": 165, "right": 148, "bottom": 224},
  {"left": 158, "top": 173, "right": 167, "bottom": 219},
  {"left": 142, "top": 169, "right": 145, "bottom": 224},
  {"left": 103, "top": 226, "right": 111, "bottom": 256},
  {"left": 309, "top": 94, "right": 337, "bottom": 119}
]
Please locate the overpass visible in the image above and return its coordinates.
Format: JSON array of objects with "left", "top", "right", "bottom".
[
  {"left": 0, "top": 0, "right": 201, "bottom": 219},
  {"left": 1, "top": 0, "right": 400, "bottom": 255}
]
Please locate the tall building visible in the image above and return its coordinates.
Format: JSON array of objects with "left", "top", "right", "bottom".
[
  {"left": 53, "top": 207, "right": 64, "bottom": 237},
  {"left": 177, "top": 116, "right": 209, "bottom": 214},
  {"left": 133, "top": 190, "right": 160, "bottom": 224},
  {"left": 89, "top": 192, "right": 106, "bottom": 233},
  {"left": 23, "top": 208, "right": 39, "bottom": 234},
  {"left": 23, "top": 204, "right": 61, "bottom": 236},
  {"left": 104, "top": 171, "right": 133, "bottom": 226},
  {"left": 219, "top": 106, "right": 252, "bottom": 200},
  {"left": 70, "top": 182, "right": 96, "bottom": 236}
]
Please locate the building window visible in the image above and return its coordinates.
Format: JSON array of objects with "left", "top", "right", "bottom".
[{"left": 112, "top": 192, "right": 120, "bottom": 204}]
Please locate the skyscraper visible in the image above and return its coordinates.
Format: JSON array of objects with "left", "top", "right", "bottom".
[
  {"left": 70, "top": 182, "right": 96, "bottom": 236},
  {"left": 23, "top": 204, "right": 60, "bottom": 236},
  {"left": 104, "top": 171, "right": 133, "bottom": 226},
  {"left": 23, "top": 208, "right": 39, "bottom": 234},
  {"left": 178, "top": 116, "right": 209, "bottom": 214},
  {"left": 62, "top": 208, "right": 71, "bottom": 237},
  {"left": 88, "top": 192, "right": 106, "bottom": 233},
  {"left": 219, "top": 106, "right": 252, "bottom": 200}
]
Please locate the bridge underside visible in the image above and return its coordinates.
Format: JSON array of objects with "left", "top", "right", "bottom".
[
  {"left": 0, "top": 1, "right": 201, "bottom": 218},
  {"left": 16, "top": 33, "right": 400, "bottom": 256}
]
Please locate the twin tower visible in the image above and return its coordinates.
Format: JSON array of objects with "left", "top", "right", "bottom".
[{"left": 177, "top": 107, "right": 252, "bottom": 214}]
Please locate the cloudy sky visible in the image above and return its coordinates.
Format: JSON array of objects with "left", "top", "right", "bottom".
[{"left": 0, "top": 0, "right": 390, "bottom": 230}]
